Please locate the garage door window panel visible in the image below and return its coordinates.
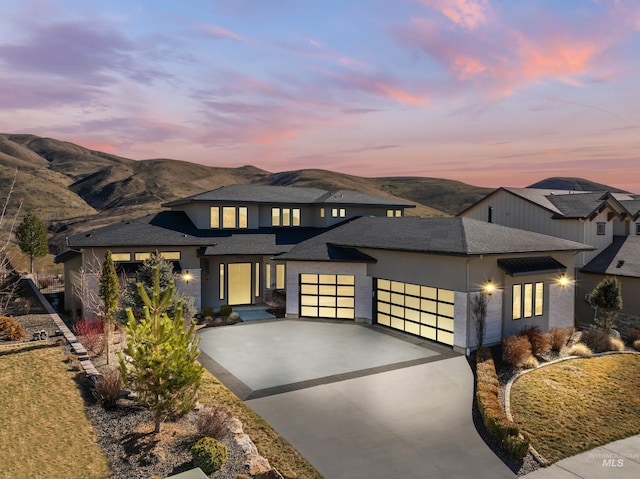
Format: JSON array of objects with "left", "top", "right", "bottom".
[{"left": 299, "top": 273, "right": 355, "bottom": 319}]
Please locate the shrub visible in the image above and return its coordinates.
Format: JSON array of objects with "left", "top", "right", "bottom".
[
  {"left": 504, "top": 433, "right": 530, "bottom": 460},
  {"left": 502, "top": 335, "right": 532, "bottom": 368},
  {"left": 0, "top": 315, "right": 24, "bottom": 341},
  {"left": 625, "top": 328, "right": 640, "bottom": 345},
  {"left": 202, "top": 307, "right": 214, "bottom": 318},
  {"left": 580, "top": 328, "right": 610, "bottom": 353},
  {"left": 520, "top": 355, "right": 539, "bottom": 369},
  {"left": 218, "top": 304, "right": 232, "bottom": 316},
  {"left": 548, "top": 327, "right": 572, "bottom": 352},
  {"left": 93, "top": 368, "right": 122, "bottom": 410},
  {"left": 568, "top": 343, "right": 592, "bottom": 357},
  {"left": 520, "top": 326, "right": 550, "bottom": 357},
  {"left": 607, "top": 337, "right": 625, "bottom": 352},
  {"left": 633, "top": 339, "right": 640, "bottom": 351},
  {"left": 73, "top": 317, "right": 104, "bottom": 355},
  {"left": 191, "top": 437, "right": 228, "bottom": 474},
  {"left": 196, "top": 407, "right": 234, "bottom": 440}
]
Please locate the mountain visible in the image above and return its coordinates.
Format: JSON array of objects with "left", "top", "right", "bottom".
[
  {"left": 4, "top": 134, "right": 624, "bottom": 256},
  {"left": 528, "top": 177, "right": 629, "bottom": 193}
]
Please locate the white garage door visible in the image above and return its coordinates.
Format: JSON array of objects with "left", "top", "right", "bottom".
[
  {"left": 300, "top": 274, "right": 355, "bottom": 319},
  {"left": 376, "top": 278, "right": 455, "bottom": 346}
]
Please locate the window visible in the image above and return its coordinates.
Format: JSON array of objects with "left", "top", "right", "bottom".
[
  {"left": 160, "top": 251, "right": 181, "bottom": 260},
  {"left": 239, "top": 207, "right": 248, "bottom": 228},
  {"left": 266, "top": 263, "right": 271, "bottom": 289},
  {"left": 512, "top": 282, "right": 544, "bottom": 320},
  {"left": 387, "top": 209, "right": 394, "bottom": 217},
  {"left": 331, "top": 208, "right": 338, "bottom": 217},
  {"left": 597, "top": 222, "right": 606, "bottom": 235},
  {"left": 339, "top": 208, "right": 346, "bottom": 218},
  {"left": 488, "top": 206, "right": 494, "bottom": 223},
  {"left": 276, "top": 264, "right": 285, "bottom": 289},
  {"left": 255, "top": 263, "right": 260, "bottom": 297},
  {"left": 210, "top": 206, "right": 220, "bottom": 228},
  {"left": 271, "top": 207, "right": 301, "bottom": 227},
  {"left": 111, "top": 252, "right": 131, "bottom": 262},
  {"left": 320, "top": 207, "right": 325, "bottom": 218},
  {"left": 636, "top": 223, "right": 640, "bottom": 235},
  {"left": 223, "top": 207, "right": 236, "bottom": 228},
  {"left": 219, "top": 264, "right": 225, "bottom": 300},
  {"left": 134, "top": 252, "right": 151, "bottom": 261},
  {"left": 387, "top": 209, "right": 402, "bottom": 217}
]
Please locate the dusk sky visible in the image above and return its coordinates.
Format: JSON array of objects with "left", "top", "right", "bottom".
[{"left": 1, "top": 0, "right": 639, "bottom": 192}]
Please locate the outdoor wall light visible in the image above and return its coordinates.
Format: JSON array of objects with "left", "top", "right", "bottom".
[
  {"left": 483, "top": 282, "right": 496, "bottom": 295},
  {"left": 558, "top": 275, "right": 569, "bottom": 287},
  {"left": 182, "top": 270, "right": 193, "bottom": 284}
]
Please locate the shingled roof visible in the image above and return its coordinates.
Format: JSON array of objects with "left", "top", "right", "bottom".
[
  {"left": 278, "top": 216, "right": 593, "bottom": 261},
  {"left": 581, "top": 236, "right": 640, "bottom": 278},
  {"left": 162, "top": 184, "right": 414, "bottom": 208}
]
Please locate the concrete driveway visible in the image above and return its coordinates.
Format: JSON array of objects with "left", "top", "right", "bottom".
[{"left": 198, "top": 320, "right": 514, "bottom": 479}]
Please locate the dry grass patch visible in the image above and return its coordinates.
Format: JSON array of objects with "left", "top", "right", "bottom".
[
  {"left": 198, "top": 369, "right": 323, "bottom": 479},
  {"left": 0, "top": 343, "right": 110, "bottom": 479},
  {"left": 510, "top": 354, "right": 640, "bottom": 463}
]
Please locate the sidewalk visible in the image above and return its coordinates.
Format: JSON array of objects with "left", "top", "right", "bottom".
[{"left": 526, "top": 434, "right": 640, "bottom": 478}]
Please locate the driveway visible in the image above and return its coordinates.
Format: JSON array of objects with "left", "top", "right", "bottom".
[{"left": 198, "top": 319, "right": 514, "bottom": 479}]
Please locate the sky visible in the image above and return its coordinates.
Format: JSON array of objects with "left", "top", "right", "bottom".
[{"left": 1, "top": 1, "right": 639, "bottom": 192}]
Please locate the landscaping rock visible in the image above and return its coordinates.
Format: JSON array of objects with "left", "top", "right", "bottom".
[
  {"left": 228, "top": 312, "right": 240, "bottom": 321},
  {"left": 255, "top": 469, "right": 285, "bottom": 479}
]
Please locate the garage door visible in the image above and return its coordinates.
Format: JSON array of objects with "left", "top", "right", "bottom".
[
  {"left": 375, "top": 278, "right": 455, "bottom": 346},
  {"left": 300, "top": 274, "right": 355, "bottom": 319}
]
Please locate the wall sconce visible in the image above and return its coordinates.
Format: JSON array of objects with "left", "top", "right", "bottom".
[
  {"left": 558, "top": 275, "right": 569, "bottom": 288},
  {"left": 483, "top": 281, "right": 496, "bottom": 295},
  {"left": 182, "top": 270, "right": 193, "bottom": 284}
]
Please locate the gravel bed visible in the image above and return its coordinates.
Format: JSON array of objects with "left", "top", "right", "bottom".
[{"left": 86, "top": 396, "right": 251, "bottom": 478}]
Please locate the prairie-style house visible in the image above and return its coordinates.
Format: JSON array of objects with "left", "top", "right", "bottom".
[
  {"left": 57, "top": 185, "right": 592, "bottom": 353},
  {"left": 459, "top": 187, "right": 640, "bottom": 320}
]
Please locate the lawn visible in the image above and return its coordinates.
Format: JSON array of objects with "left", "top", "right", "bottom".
[
  {"left": 199, "top": 369, "right": 323, "bottom": 479},
  {"left": 509, "top": 353, "right": 640, "bottom": 463},
  {"left": 0, "top": 343, "right": 110, "bottom": 479}
]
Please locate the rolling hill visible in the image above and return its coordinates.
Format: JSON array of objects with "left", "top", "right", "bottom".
[{"left": 0, "top": 133, "right": 626, "bottom": 255}]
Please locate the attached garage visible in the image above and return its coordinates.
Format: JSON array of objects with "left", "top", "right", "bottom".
[
  {"left": 375, "top": 278, "right": 455, "bottom": 346},
  {"left": 300, "top": 273, "right": 356, "bottom": 319}
]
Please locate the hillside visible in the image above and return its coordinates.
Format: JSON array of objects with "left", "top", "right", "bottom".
[{"left": 528, "top": 177, "right": 628, "bottom": 193}]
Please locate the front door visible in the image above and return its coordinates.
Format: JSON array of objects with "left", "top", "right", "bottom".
[{"left": 227, "top": 263, "right": 252, "bottom": 305}]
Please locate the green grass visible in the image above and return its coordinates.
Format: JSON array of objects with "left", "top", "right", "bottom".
[
  {"left": 198, "top": 369, "right": 323, "bottom": 479},
  {"left": 0, "top": 343, "right": 110, "bottom": 479},
  {"left": 510, "top": 354, "right": 640, "bottom": 463}
]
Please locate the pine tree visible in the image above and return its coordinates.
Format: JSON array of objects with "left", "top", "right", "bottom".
[
  {"left": 118, "top": 267, "right": 203, "bottom": 433},
  {"left": 588, "top": 276, "right": 623, "bottom": 332},
  {"left": 99, "top": 250, "right": 120, "bottom": 365},
  {"left": 15, "top": 212, "right": 48, "bottom": 274}
]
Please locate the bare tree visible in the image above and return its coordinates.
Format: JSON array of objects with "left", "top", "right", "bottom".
[
  {"left": 0, "top": 168, "right": 23, "bottom": 315},
  {"left": 471, "top": 291, "right": 489, "bottom": 348}
]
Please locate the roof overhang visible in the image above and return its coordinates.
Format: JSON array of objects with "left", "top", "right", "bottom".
[{"left": 498, "top": 256, "right": 567, "bottom": 277}]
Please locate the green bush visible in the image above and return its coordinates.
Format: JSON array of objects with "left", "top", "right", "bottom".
[
  {"left": 218, "top": 304, "right": 233, "bottom": 317},
  {"left": 202, "top": 307, "right": 214, "bottom": 318},
  {"left": 191, "top": 437, "right": 228, "bottom": 474},
  {"left": 475, "top": 347, "right": 530, "bottom": 460}
]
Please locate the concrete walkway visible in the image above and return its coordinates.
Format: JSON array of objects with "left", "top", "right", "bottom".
[
  {"left": 199, "top": 320, "right": 514, "bottom": 478},
  {"left": 525, "top": 435, "right": 640, "bottom": 478}
]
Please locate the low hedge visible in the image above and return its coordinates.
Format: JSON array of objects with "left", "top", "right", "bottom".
[{"left": 475, "top": 347, "right": 530, "bottom": 460}]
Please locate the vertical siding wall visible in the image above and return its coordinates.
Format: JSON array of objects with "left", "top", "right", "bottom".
[{"left": 285, "top": 261, "right": 372, "bottom": 321}]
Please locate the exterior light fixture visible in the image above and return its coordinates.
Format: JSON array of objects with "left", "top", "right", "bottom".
[
  {"left": 183, "top": 270, "right": 193, "bottom": 284},
  {"left": 483, "top": 282, "right": 495, "bottom": 295},
  {"left": 558, "top": 275, "right": 569, "bottom": 287}
]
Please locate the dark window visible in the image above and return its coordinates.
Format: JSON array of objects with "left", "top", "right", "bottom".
[{"left": 488, "top": 206, "right": 494, "bottom": 223}]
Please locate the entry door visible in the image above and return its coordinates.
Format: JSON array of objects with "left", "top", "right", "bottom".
[{"left": 227, "top": 263, "right": 252, "bottom": 305}]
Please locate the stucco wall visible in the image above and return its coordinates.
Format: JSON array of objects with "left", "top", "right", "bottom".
[
  {"left": 548, "top": 281, "right": 575, "bottom": 329},
  {"left": 285, "top": 261, "right": 372, "bottom": 321}
]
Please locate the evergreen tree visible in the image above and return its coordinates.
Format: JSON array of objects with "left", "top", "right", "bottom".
[
  {"left": 99, "top": 250, "right": 120, "bottom": 364},
  {"left": 588, "top": 276, "right": 623, "bottom": 332},
  {"left": 120, "top": 252, "right": 196, "bottom": 322},
  {"left": 119, "top": 267, "right": 203, "bottom": 433},
  {"left": 15, "top": 212, "right": 48, "bottom": 274}
]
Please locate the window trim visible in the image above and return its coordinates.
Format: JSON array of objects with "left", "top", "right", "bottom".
[{"left": 596, "top": 222, "right": 606, "bottom": 235}]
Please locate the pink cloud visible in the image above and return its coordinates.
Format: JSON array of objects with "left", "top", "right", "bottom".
[
  {"left": 198, "top": 23, "right": 247, "bottom": 43},
  {"left": 328, "top": 71, "right": 429, "bottom": 105},
  {"left": 418, "top": 0, "right": 491, "bottom": 29}
]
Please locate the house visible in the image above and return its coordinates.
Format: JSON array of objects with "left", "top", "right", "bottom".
[
  {"left": 56, "top": 184, "right": 414, "bottom": 316},
  {"left": 459, "top": 187, "right": 640, "bottom": 321},
  {"left": 56, "top": 184, "right": 593, "bottom": 353}
]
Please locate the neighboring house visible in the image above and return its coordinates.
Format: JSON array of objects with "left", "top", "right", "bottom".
[
  {"left": 56, "top": 185, "right": 413, "bottom": 317},
  {"left": 56, "top": 184, "right": 592, "bottom": 353},
  {"left": 459, "top": 187, "right": 640, "bottom": 320}
]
